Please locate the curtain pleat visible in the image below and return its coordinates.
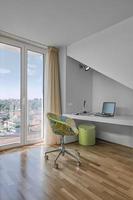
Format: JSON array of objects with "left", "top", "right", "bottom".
[{"left": 44, "top": 47, "right": 61, "bottom": 145}]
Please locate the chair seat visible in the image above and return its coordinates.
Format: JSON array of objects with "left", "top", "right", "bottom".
[
  {"left": 47, "top": 113, "right": 79, "bottom": 136},
  {"left": 44, "top": 113, "right": 81, "bottom": 168}
]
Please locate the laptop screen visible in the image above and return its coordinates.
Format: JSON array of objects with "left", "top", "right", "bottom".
[{"left": 102, "top": 102, "right": 116, "bottom": 115}]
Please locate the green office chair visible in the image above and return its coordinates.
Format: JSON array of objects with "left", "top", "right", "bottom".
[{"left": 44, "top": 113, "right": 81, "bottom": 169}]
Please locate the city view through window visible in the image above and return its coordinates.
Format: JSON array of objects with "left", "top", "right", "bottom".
[
  {"left": 27, "top": 50, "right": 43, "bottom": 141},
  {"left": 0, "top": 43, "right": 44, "bottom": 146}
]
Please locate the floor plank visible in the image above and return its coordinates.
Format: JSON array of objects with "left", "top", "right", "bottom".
[{"left": 0, "top": 140, "right": 133, "bottom": 200}]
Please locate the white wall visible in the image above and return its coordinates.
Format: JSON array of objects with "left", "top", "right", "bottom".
[
  {"left": 67, "top": 16, "right": 133, "bottom": 90},
  {"left": 65, "top": 57, "right": 93, "bottom": 143},
  {"left": 95, "top": 122, "right": 133, "bottom": 147},
  {"left": 59, "top": 46, "right": 67, "bottom": 113},
  {"left": 59, "top": 52, "right": 133, "bottom": 147},
  {"left": 66, "top": 17, "right": 133, "bottom": 147},
  {"left": 66, "top": 57, "right": 92, "bottom": 114},
  {"left": 92, "top": 71, "right": 133, "bottom": 147},
  {"left": 59, "top": 52, "right": 93, "bottom": 143},
  {"left": 92, "top": 71, "right": 133, "bottom": 115}
]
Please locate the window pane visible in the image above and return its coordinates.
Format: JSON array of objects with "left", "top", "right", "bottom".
[
  {"left": 0, "top": 43, "right": 21, "bottom": 146},
  {"left": 27, "top": 50, "right": 43, "bottom": 141}
]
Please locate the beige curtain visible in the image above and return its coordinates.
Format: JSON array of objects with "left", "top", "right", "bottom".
[{"left": 44, "top": 47, "right": 61, "bottom": 145}]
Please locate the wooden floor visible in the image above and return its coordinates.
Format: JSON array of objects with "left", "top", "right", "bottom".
[{"left": 0, "top": 141, "right": 133, "bottom": 200}]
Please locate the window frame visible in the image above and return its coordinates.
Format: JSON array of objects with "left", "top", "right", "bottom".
[{"left": 0, "top": 35, "right": 46, "bottom": 150}]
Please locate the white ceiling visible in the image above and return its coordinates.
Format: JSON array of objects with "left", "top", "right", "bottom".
[{"left": 0, "top": 0, "right": 133, "bottom": 46}]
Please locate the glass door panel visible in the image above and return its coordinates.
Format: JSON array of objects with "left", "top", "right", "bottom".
[
  {"left": 0, "top": 43, "right": 21, "bottom": 146},
  {"left": 27, "top": 50, "right": 43, "bottom": 141}
]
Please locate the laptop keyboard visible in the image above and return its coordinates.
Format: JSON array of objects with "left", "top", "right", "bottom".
[{"left": 95, "top": 113, "right": 113, "bottom": 117}]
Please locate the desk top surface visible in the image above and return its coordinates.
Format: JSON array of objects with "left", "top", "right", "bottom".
[{"left": 63, "top": 113, "right": 133, "bottom": 126}]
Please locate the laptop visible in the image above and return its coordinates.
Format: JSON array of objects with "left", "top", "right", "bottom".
[{"left": 95, "top": 102, "right": 116, "bottom": 117}]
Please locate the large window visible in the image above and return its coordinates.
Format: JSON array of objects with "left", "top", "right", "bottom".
[
  {"left": 27, "top": 50, "right": 44, "bottom": 141},
  {"left": 0, "top": 43, "right": 21, "bottom": 146},
  {"left": 0, "top": 37, "right": 45, "bottom": 149}
]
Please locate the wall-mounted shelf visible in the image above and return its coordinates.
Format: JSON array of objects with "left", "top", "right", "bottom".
[{"left": 64, "top": 114, "right": 133, "bottom": 127}]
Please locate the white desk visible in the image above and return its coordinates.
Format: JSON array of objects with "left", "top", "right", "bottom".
[{"left": 64, "top": 114, "right": 133, "bottom": 127}]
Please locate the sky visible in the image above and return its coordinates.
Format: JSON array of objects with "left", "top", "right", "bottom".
[{"left": 0, "top": 43, "right": 43, "bottom": 100}]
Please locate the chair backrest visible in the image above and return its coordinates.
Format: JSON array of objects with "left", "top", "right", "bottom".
[{"left": 47, "top": 113, "right": 79, "bottom": 136}]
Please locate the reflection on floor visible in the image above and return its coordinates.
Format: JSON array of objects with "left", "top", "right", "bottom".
[
  {"left": 0, "top": 133, "right": 41, "bottom": 146},
  {"left": 0, "top": 140, "right": 133, "bottom": 200}
]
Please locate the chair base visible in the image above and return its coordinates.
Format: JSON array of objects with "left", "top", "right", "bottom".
[{"left": 44, "top": 138, "right": 81, "bottom": 168}]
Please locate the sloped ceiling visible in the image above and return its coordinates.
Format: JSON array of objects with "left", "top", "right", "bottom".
[
  {"left": 0, "top": 0, "right": 133, "bottom": 46},
  {"left": 67, "top": 17, "right": 133, "bottom": 90},
  {"left": 0, "top": 1, "right": 133, "bottom": 89}
]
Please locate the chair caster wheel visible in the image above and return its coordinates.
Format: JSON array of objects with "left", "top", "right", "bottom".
[
  {"left": 54, "top": 163, "right": 59, "bottom": 169},
  {"left": 45, "top": 155, "right": 48, "bottom": 160},
  {"left": 77, "top": 162, "right": 81, "bottom": 167}
]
